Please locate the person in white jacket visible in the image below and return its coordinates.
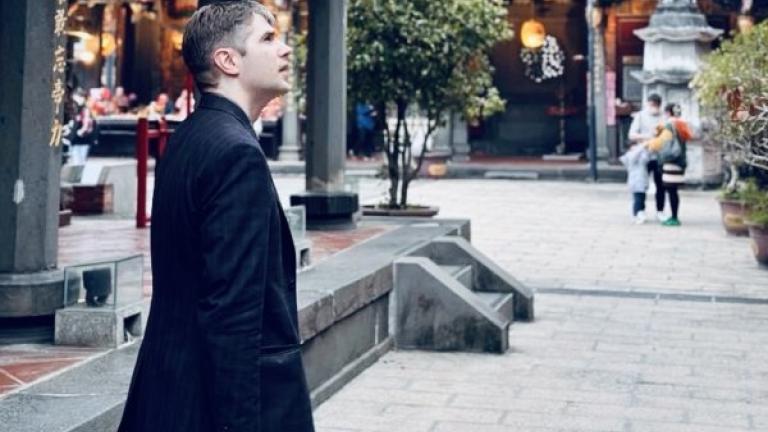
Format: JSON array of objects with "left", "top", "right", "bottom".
[{"left": 620, "top": 142, "right": 651, "bottom": 224}]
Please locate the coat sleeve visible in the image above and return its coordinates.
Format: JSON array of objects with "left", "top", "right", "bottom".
[
  {"left": 628, "top": 114, "right": 644, "bottom": 141},
  {"left": 197, "top": 143, "right": 271, "bottom": 431},
  {"left": 646, "top": 128, "right": 673, "bottom": 153}
]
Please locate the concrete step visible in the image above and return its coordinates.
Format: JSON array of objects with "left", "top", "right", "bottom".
[
  {"left": 437, "top": 264, "right": 515, "bottom": 322},
  {"left": 475, "top": 292, "right": 515, "bottom": 323},
  {"left": 440, "top": 265, "right": 472, "bottom": 289},
  {"left": 407, "top": 236, "right": 534, "bottom": 322},
  {"left": 395, "top": 258, "right": 510, "bottom": 353}
]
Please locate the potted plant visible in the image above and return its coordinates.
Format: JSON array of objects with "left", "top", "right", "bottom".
[
  {"left": 692, "top": 21, "right": 768, "bottom": 238},
  {"left": 347, "top": 0, "right": 512, "bottom": 216},
  {"left": 717, "top": 179, "right": 757, "bottom": 236},
  {"left": 745, "top": 187, "right": 768, "bottom": 265}
]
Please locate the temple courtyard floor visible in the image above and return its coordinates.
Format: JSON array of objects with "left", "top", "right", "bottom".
[{"left": 3, "top": 178, "right": 767, "bottom": 432}]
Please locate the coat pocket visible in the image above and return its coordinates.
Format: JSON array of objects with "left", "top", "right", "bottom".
[{"left": 260, "top": 347, "right": 315, "bottom": 431}]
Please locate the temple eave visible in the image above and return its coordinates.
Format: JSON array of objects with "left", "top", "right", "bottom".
[
  {"left": 634, "top": 28, "right": 724, "bottom": 43},
  {"left": 630, "top": 70, "right": 695, "bottom": 85}
]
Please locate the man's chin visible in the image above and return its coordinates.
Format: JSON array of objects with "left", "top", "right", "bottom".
[{"left": 272, "top": 82, "right": 291, "bottom": 96}]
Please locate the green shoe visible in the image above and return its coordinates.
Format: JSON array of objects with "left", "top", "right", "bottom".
[{"left": 662, "top": 218, "right": 681, "bottom": 227}]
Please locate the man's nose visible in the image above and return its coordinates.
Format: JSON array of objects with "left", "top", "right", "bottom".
[{"left": 279, "top": 42, "right": 292, "bottom": 59}]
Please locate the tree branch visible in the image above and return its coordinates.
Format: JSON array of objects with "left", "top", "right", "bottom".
[{"left": 409, "top": 114, "right": 440, "bottom": 184}]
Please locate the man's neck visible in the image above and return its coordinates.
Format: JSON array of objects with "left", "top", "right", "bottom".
[{"left": 208, "top": 86, "right": 272, "bottom": 122}]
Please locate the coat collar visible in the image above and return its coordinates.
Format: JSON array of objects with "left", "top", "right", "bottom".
[{"left": 198, "top": 92, "right": 253, "bottom": 130}]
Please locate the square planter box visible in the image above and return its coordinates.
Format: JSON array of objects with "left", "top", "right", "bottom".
[{"left": 72, "top": 184, "right": 114, "bottom": 215}]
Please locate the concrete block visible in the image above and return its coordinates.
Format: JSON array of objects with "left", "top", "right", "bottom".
[
  {"left": 413, "top": 236, "right": 535, "bottom": 321},
  {"left": 55, "top": 299, "right": 149, "bottom": 348},
  {"left": 69, "top": 161, "right": 137, "bottom": 217},
  {"left": 295, "top": 238, "right": 312, "bottom": 269},
  {"left": 60, "top": 164, "right": 85, "bottom": 183},
  {"left": 71, "top": 184, "right": 113, "bottom": 214},
  {"left": 286, "top": 205, "right": 312, "bottom": 268},
  {"left": 96, "top": 162, "right": 137, "bottom": 217},
  {"left": 394, "top": 257, "right": 509, "bottom": 353}
]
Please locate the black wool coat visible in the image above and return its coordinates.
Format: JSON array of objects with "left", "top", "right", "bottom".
[{"left": 118, "top": 93, "right": 315, "bottom": 432}]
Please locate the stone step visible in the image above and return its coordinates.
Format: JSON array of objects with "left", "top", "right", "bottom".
[
  {"left": 439, "top": 265, "right": 513, "bottom": 321},
  {"left": 475, "top": 292, "right": 515, "bottom": 323},
  {"left": 408, "top": 236, "right": 534, "bottom": 322},
  {"left": 440, "top": 265, "right": 472, "bottom": 289}
]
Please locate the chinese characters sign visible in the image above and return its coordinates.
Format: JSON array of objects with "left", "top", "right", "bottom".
[{"left": 49, "top": 0, "right": 67, "bottom": 147}]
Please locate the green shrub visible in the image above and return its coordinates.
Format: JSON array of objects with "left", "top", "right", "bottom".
[{"left": 692, "top": 21, "right": 768, "bottom": 174}]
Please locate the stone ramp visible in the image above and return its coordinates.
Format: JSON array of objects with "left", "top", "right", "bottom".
[
  {"left": 411, "top": 236, "right": 534, "bottom": 320},
  {"left": 393, "top": 236, "right": 535, "bottom": 354},
  {"left": 394, "top": 257, "right": 511, "bottom": 353}
]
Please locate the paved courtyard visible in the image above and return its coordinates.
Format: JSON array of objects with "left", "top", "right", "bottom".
[
  {"left": 4, "top": 176, "right": 767, "bottom": 431},
  {"left": 310, "top": 178, "right": 768, "bottom": 432},
  {"left": 401, "top": 179, "right": 768, "bottom": 299}
]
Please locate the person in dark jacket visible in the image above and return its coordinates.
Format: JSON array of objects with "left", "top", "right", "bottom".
[
  {"left": 644, "top": 103, "right": 691, "bottom": 227},
  {"left": 118, "top": 2, "right": 315, "bottom": 431}
]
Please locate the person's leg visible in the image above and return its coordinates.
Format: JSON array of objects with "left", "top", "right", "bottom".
[
  {"left": 668, "top": 185, "right": 680, "bottom": 220},
  {"left": 364, "top": 129, "right": 375, "bottom": 157},
  {"left": 632, "top": 193, "right": 642, "bottom": 216},
  {"left": 632, "top": 192, "right": 646, "bottom": 216},
  {"left": 651, "top": 161, "right": 665, "bottom": 213},
  {"left": 632, "top": 192, "right": 646, "bottom": 224},
  {"left": 353, "top": 128, "right": 365, "bottom": 158}
]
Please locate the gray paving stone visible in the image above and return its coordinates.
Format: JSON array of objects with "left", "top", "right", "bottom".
[
  {"left": 687, "top": 409, "right": 752, "bottom": 428},
  {"left": 383, "top": 405, "right": 504, "bottom": 424},
  {"left": 565, "top": 403, "right": 685, "bottom": 423},
  {"left": 407, "top": 380, "right": 520, "bottom": 397},
  {"left": 433, "top": 422, "right": 557, "bottom": 432},
  {"left": 517, "top": 388, "right": 633, "bottom": 406},
  {"left": 629, "top": 421, "right": 751, "bottom": 432},
  {"left": 332, "top": 387, "right": 453, "bottom": 407},
  {"left": 307, "top": 180, "right": 768, "bottom": 432},
  {"left": 502, "top": 412, "right": 626, "bottom": 431},
  {"left": 451, "top": 395, "right": 568, "bottom": 414}
]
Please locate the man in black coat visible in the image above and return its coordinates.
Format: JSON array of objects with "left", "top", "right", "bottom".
[{"left": 118, "top": 2, "right": 315, "bottom": 431}]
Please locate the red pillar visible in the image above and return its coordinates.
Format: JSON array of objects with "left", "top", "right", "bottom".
[{"left": 136, "top": 117, "right": 149, "bottom": 228}]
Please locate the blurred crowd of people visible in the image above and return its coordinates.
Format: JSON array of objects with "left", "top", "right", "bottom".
[
  {"left": 62, "top": 86, "right": 197, "bottom": 164},
  {"left": 75, "top": 86, "right": 196, "bottom": 119}
]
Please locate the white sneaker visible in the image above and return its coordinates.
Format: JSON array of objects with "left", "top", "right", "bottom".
[
  {"left": 656, "top": 212, "right": 669, "bottom": 223},
  {"left": 635, "top": 211, "right": 647, "bottom": 224}
]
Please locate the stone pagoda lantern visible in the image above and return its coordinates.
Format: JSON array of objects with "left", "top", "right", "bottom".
[{"left": 633, "top": 0, "right": 723, "bottom": 184}]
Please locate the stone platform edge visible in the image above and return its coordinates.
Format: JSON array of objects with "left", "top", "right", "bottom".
[{"left": 0, "top": 218, "right": 471, "bottom": 432}]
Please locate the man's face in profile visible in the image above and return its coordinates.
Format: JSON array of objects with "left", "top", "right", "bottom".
[{"left": 238, "top": 14, "right": 292, "bottom": 98}]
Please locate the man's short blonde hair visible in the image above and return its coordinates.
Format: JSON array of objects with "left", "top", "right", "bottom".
[{"left": 182, "top": 1, "right": 275, "bottom": 90}]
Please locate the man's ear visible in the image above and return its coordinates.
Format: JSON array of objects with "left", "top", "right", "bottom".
[{"left": 211, "top": 47, "right": 240, "bottom": 78}]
